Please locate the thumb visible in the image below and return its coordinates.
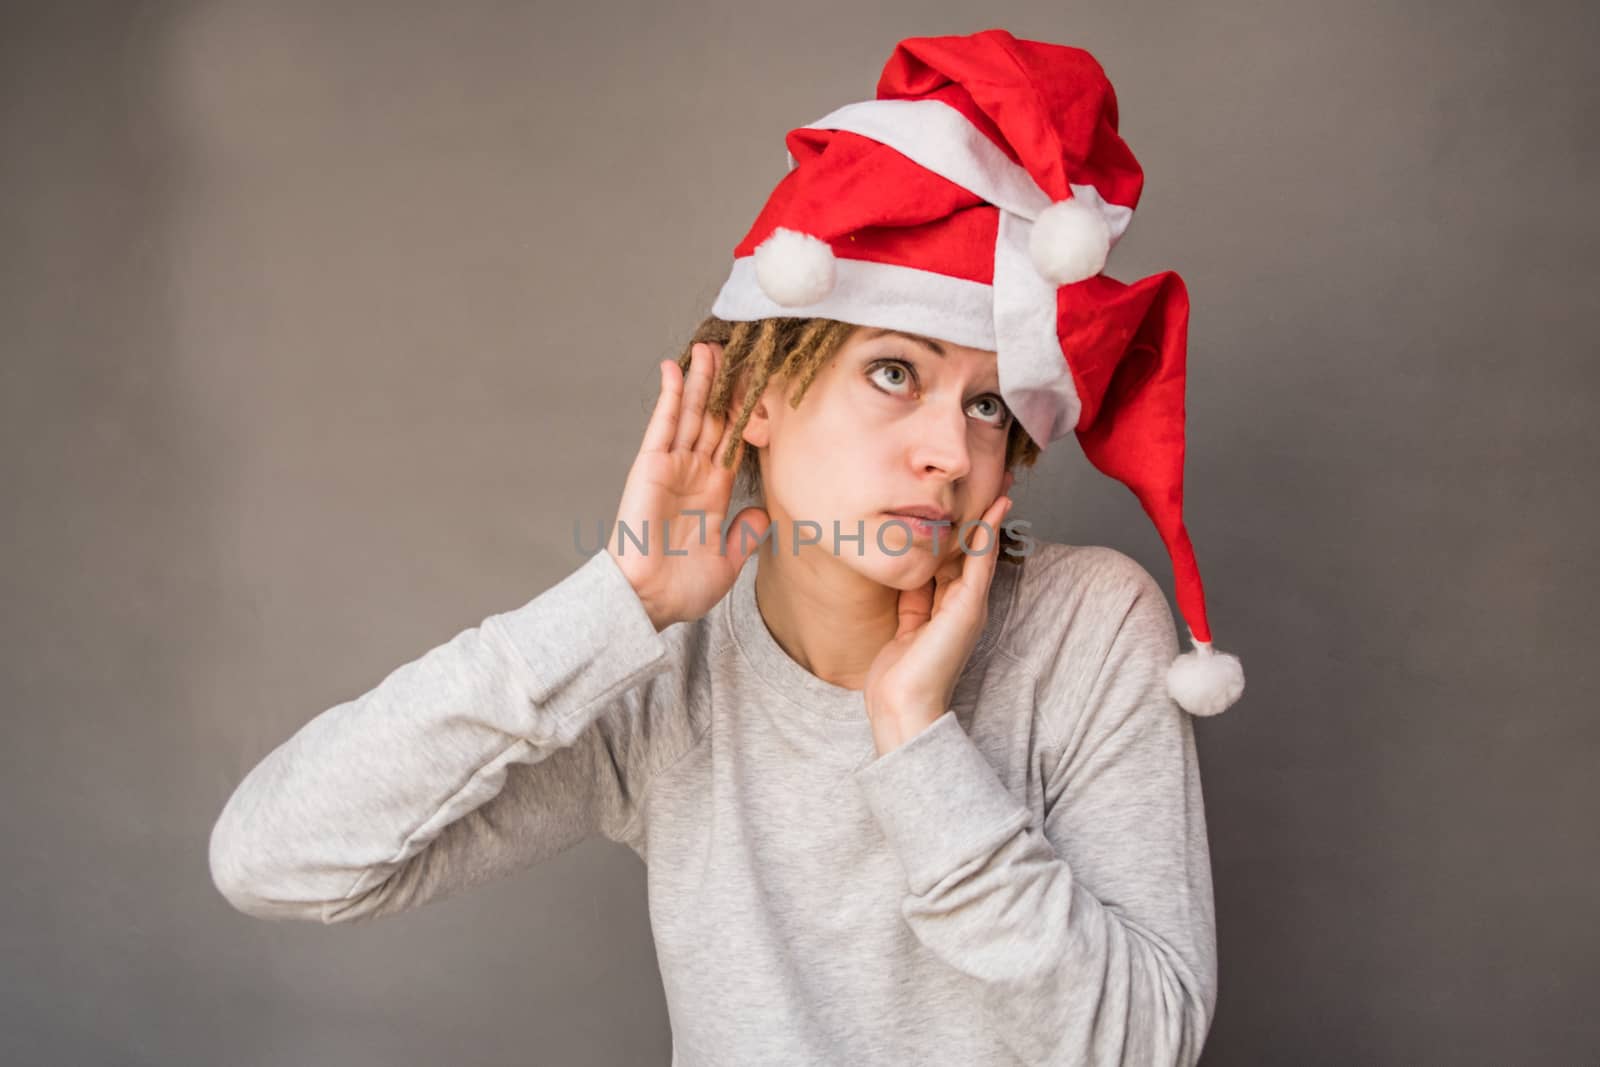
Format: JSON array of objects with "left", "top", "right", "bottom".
[{"left": 723, "top": 506, "right": 771, "bottom": 565}]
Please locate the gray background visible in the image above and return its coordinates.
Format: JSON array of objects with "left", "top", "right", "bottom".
[{"left": 3, "top": 1, "right": 1595, "bottom": 1063}]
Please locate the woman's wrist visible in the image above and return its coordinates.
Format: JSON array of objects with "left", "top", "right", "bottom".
[
  {"left": 604, "top": 545, "right": 676, "bottom": 633},
  {"left": 867, "top": 704, "right": 943, "bottom": 756}
]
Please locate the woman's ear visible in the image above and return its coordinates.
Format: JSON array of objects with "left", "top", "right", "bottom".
[{"left": 732, "top": 372, "right": 775, "bottom": 450}]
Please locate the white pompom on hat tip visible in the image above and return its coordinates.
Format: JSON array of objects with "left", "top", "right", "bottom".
[
  {"left": 1166, "top": 638, "right": 1245, "bottom": 717},
  {"left": 753, "top": 226, "right": 838, "bottom": 306},
  {"left": 1029, "top": 196, "right": 1111, "bottom": 286}
]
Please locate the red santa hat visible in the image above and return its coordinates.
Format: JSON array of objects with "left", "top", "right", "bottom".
[{"left": 709, "top": 27, "right": 1244, "bottom": 716}]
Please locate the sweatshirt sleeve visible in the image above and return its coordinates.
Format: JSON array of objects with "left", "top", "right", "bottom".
[
  {"left": 208, "top": 547, "right": 694, "bottom": 925},
  {"left": 850, "top": 566, "right": 1218, "bottom": 1066}
]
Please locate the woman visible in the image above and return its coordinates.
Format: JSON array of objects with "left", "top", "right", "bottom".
[{"left": 210, "top": 28, "right": 1242, "bottom": 1067}]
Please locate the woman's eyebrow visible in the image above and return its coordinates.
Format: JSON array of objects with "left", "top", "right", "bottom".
[{"left": 863, "top": 327, "right": 947, "bottom": 357}]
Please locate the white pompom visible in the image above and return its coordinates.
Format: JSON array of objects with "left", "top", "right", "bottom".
[
  {"left": 753, "top": 226, "right": 837, "bottom": 306},
  {"left": 1029, "top": 197, "right": 1111, "bottom": 286},
  {"left": 1166, "top": 641, "right": 1245, "bottom": 717}
]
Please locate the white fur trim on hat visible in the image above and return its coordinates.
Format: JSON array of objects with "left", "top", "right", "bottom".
[
  {"left": 1166, "top": 635, "right": 1245, "bottom": 717},
  {"left": 1029, "top": 197, "right": 1112, "bottom": 286},
  {"left": 752, "top": 227, "right": 837, "bottom": 306},
  {"left": 712, "top": 254, "right": 997, "bottom": 348}
]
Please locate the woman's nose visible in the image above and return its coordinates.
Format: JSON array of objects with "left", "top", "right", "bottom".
[{"left": 908, "top": 401, "right": 972, "bottom": 480}]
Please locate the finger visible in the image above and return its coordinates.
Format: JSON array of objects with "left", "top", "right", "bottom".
[
  {"left": 961, "top": 494, "right": 1011, "bottom": 552},
  {"left": 693, "top": 343, "right": 728, "bottom": 461},
  {"left": 894, "top": 580, "right": 933, "bottom": 639},
  {"left": 673, "top": 343, "right": 713, "bottom": 454},
  {"left": 640, "top": 358, "right": 684, "bottom": 455},
  {"left": 939, "top": 500, "right": 1008, "bottom": 614},
  {"left": 962, "top": 497, "right": 1012, "bottom": 594}
]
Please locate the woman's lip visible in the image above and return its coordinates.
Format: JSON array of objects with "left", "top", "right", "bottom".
[{"left": 883, "top": 511, "right": 953, "bottom": 537}]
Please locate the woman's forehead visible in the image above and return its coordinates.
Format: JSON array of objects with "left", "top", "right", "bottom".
[{"left": 851, "top": 326, "right": 998, "bottom": 362}]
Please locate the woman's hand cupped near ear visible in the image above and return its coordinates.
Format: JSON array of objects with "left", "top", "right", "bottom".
[{"left": 607, "top": 341, "right": 771, "bottom": 632}]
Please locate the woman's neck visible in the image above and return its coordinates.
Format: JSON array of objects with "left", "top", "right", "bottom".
[{"left": 750, "top": 549, "right": 902, "bottom": 692}]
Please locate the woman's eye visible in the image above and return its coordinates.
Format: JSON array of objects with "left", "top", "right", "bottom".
[
  {"left": 968, "top": 395, "right": 1012, "bottom": 428},
  {"left": 867, "top": 359, "right": 916, "bottom": 394}
]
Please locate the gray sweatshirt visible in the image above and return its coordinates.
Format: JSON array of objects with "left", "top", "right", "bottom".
[{"left": 209, "top": 539, "right": 1218, "bottom": 1066}]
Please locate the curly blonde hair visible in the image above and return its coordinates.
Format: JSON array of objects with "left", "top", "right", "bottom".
[{"left": 672, "top": 314, "right": 1041, "bottom": 563}]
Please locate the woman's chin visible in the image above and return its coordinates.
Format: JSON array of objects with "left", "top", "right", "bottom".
[{"left": 848, "top": 544, "right": 947, "bottom": 589}]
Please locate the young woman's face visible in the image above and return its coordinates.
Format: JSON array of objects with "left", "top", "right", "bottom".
[{"left": 742, "top": 325, "right": 1014, "bottom": 588}]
